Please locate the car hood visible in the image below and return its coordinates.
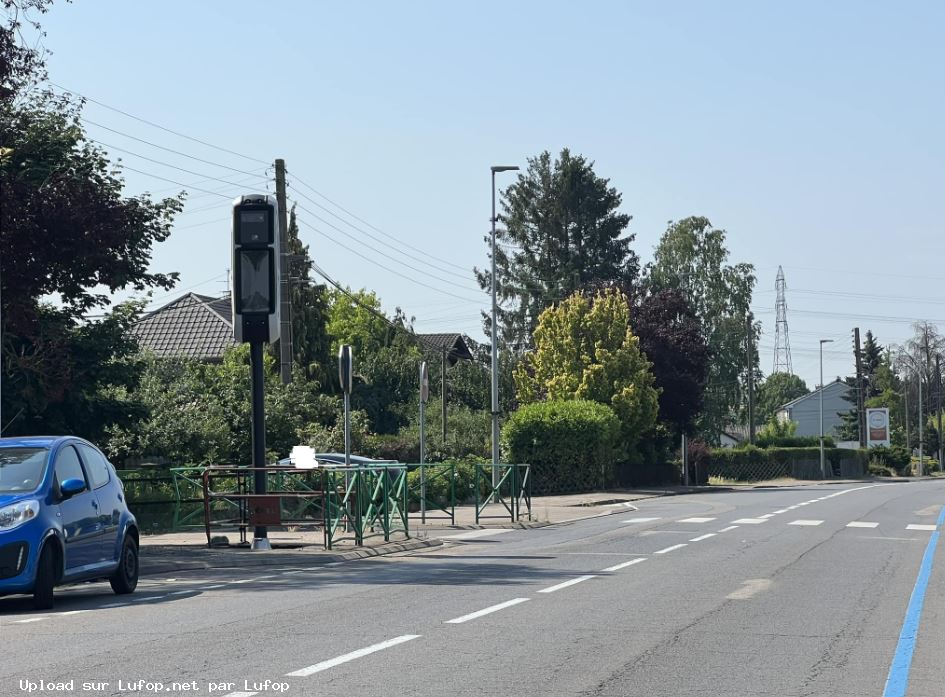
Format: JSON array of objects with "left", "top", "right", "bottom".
[{"left": 0, "top": 492, "right": 35, "bottom": 507}]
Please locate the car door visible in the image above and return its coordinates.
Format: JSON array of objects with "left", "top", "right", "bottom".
[
  {"left": 77, "top": 443, "right": 121, "bottom": 564},
  {"left": 54, "top": 444, "right": 102, "bottom": 574}
]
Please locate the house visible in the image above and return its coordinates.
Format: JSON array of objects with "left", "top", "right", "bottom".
[
  {"left": 133, "top": 293, "right": 477, "bottom": 367},
  {"left": 776, "top": 379, "right": 850, "bottom": 438},
  {"left": 133, "top": 293, "right": 235, "bottom": 361}
]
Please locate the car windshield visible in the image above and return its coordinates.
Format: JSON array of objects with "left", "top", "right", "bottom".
[{"left": 0, "top": 447, "right": 50, "bottom": 493}]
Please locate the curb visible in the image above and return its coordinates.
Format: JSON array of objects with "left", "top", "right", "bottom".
[{"left": 140, "top": 538, "right": 443, "bottom": 575}]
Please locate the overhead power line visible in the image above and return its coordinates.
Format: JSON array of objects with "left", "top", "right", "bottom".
[
  {"left": 294, "top": 217, "right": 484, "bottom": 304},
  {"left": 287, "top": 171, "right": 471, "bottom": 273},
  {"left": 51, "top": 82, "right": 271, "bottom": 166}
]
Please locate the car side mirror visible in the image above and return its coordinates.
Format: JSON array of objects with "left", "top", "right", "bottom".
[{"left": 60, "top": 478, "right": 87, "bottom": 499}]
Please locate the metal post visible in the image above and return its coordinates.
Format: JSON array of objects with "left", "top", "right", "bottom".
[
  {"left": 918, "top": 366, "right": 924, "bottom": 477},
  {"left": 819, "top": 343, "right": 825, "bottom": 478},
  {"left": 343, "top": 391, "right": 351, "bottom": 468},
  {"left": 937, "top": 355, "right": 943, "bottom": 473},
  {"left": 275, "top": 159, "right": 292, "bottom": 385},
  {"left": 250, "top": 341, "right": 270, "bottom": 549},
  {"left": 488, "top": 165, "right": 519, "bottom": 488},
  {"left": 420, "top": 402, "right": 426, "bottom": 524},
  {"left": 682, "top": 433, "right": 689, "bottom": 486},
  {"left": 746, "top": 315, "right": 755, "bottom": 444},
  {"left": 490, "top": 169, "right": 499, "bottom": 479}
]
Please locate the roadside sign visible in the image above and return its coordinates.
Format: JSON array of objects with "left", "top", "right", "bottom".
[
  {"left": 338, "top": 344, "right": 353, "bottom": 394},
  {"left": 420, "top": 362, "right": 429, "bottom": 403},
  {"left": 866, "top": 408, "right": 891, "bottom": 447}
]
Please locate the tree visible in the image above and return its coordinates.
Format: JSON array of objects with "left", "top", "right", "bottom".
[
  {"left": 514, "top": 288, "right": 659, "bottom": 459},
  {"left": 475, "top": 149, "right": 639, "bottom": 350},
  {"left": 630, "top": 289, "right": 708, "bottom": 435},
  {"left": 757, "top": 373, "right": 809, "bottom": 424},
  {"left": 646, "top": 216, "right": 757, "bottom": 441},
  {"left": 1, "top": 1, "right": 182, "bottom": 436},
  {"left": 326, "top": 288, "right": 403, "bottom": 358}
]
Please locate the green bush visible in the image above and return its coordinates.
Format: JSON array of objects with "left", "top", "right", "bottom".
[
  {"left": 502, "top": 400, "right": 621, "bottom": 495},
  {"left": 868, "top": 445, "right": 912, "bottom": 476},
  {"left": 708, "top": 446, "right": 867, "bottom": 481}
]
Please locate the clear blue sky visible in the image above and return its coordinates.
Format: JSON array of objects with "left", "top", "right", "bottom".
[{"left": 36, "top": 0, "right": 944, "bottom": 390}]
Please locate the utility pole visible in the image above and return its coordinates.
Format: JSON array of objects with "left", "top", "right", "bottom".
[
  {"left": 918, "top": 366, "right": 924, "bottom": 476},
  {"left": 854, "top": 327, "right": 865, "bottom": 447},
  {"left": 275, "top": 159, "right": 292, "bottom": 385},
  {"left": 746, "top": 314, "right": 755, "bottom": 443}
]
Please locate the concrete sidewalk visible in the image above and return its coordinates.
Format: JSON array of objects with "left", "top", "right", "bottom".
[{"left": 136, "top": 480, "right": 889, "bottom": 575}]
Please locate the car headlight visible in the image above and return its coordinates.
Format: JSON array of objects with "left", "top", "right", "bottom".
[{"left": 0, "top": 500, "right": 40, "bottom": 531}]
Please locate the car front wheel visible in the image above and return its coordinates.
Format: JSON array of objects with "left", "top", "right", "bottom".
[
  {"left": 33, "top": 543, "right": 57, "bottom": 610},
  {"left": 109, "top": 536, "right": 138, "bottom": 595}
]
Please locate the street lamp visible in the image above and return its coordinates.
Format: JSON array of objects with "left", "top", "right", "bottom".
[
  {"left": 819, "top": 339, "right": 834, "bottom": 479},
  {"left": 490, "top": 165, "right": 519, "bottom": 479}
]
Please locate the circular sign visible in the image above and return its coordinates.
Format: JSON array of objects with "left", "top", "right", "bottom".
[{"left": 869, "top": 411, "right": 887, "bottom": 428}]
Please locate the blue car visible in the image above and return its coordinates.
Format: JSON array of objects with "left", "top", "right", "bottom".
[{"left": 0, "top": 436, "right": 139, "bottom": 609}]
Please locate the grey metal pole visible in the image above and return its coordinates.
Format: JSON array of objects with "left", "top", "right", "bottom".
[
  {"left": 420, "top": 399, "right": 426, "bottom": 523},
  {"left": 250, "top": 341, "right": 270, "bottom": 549},
  {"left": 343, "top": 391, "right": 351, "bottom": 468},
  {"left": 918, "top": 366, "right": 924, "bottom": 477},
  {"left": 819, "top": 340, "right": 826, "bottom": 479},
  {"left": 490, "top": 170, "right": 502, "bottom": 494},
  {"left": 937, "top": 355, "right": 943, "bottom": 473}
]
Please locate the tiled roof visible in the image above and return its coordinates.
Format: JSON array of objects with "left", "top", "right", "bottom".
[
  {"left": 132, "top": 293, "right": 236, "bottom": 360},
  {"left": 416, "top": 333, "right": 474, "bottom": 364}
]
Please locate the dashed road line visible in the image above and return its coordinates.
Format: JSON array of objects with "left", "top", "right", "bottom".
[
  {"left": 13, "top": 618, "right": 45, "bottom": 624},
  {"left": 58, "top": 610, "right": 88, "bottom": 616},
  {"left": 132, "top": 594, "right": 167, "bottom": 602},
  {"left": 718, "top": 525, "right": 740, "bottom": 533},
  {"left": 602, "top": 558, "right": 647, "bottom": 572},
  {"left": 690, "top": 533, "right": 717, "bottom": 542},
  {"left": 848, "top": 522, "right": 880, "bottom": 528},
  {"left": 445, "top": 598, "right": 530, "bottom": 624},
  {"left": 441, "top": 529, "right": 514, "bottom": 540},
  {"left": 906, "top": 525, "right": 938, "bottom": 532},
  {"left": 678, "top": 517, "right": 716, "bottom": 524},
  {"left": 621, "top": 517, "right": 661, "bottom": 524},
  {"left": 538, "top": 575, "right": 597, "bottom": 594},
  {"left": 286, "top": 634, "right": 421, "bottom": 677},
  {"left": 789, "top": 520, "right": 824, "bottom": 527},
  {"left": 655, "top": 544, "right": 687, "bottom": 555},
  {"left": 199, "top": 584, "right": 227, "bottom": 590},
  {"left": 732, "top": 518, "right": 768, "bottom": 525}
]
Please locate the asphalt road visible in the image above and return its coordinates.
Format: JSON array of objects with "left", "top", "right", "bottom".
[{"left": 2, "top": 480, "right": 943, "bottom": 697}]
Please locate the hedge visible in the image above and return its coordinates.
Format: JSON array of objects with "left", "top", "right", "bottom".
[
  {"left": 708, "top": 446, "right": 868, "bottom": 481},
  {"left": 502, "top": 399, "right": 621, "bottom": 495}
]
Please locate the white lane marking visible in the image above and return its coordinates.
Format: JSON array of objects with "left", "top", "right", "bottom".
[
  {"left": 727, "top": 578, "right": 773, "bottom": 600},
  {"left": 325, "top": 561, "right": 345, "bottom": 566},
  {"left": 13, "top": 618, "right": 46, "bottom": 624},
  {"left": 906, "top": 524, "right": 938, "bottom": 531},
  {"left": 441, "top": 529, "right": 514, "bottom": 540},
  {"left": 718, "top": 525, "right": 740, "bottom": 533},
  {"left": 170, "top": 590, "right": 193, "bottom": 595},
  {"left": 537, "top": 575, "right": 597, "bottom": 594},
  {"left": 690, "top": 533, "right": 717, "bottom": 542},
  {"left": 58, "top": 610, "right": 88, "bottom": 616},
  {"left": 132, "top": 594, "right": 167, "bottom": 602},
  {"left": 655, "top": 544, "right": 687, "bottom": 554},
  {"left": 282, "top": 570, "right": 307, "bottom": 575},
  {"left": 253, "top": 574, "right": 277, "bottom": 580},
  {"left": 199, "top": 584, "right": 227, "bottom": 590},
  {"left": 621, "top": 517, "right": 662, "bottom": 524},
  {"left": 602, "top": 558, "right": 647, "bottom": 572},
  {"left": 789, "top": 520, "right": 824, "bottom": 526},
  {"left": 607, "top": 502, "right": 638, "bottom": 509},
  {"left": 847, "top": 521, "right": 880, "bottom": 528},
  {"left": 286, "top": 634, "right": 421, "bottom": 677},
  {"left": 759, "top": 514, "right": 776, "bottom": 519},
  {"left": 772, "top": 509, "right": 788, "bottom": 515},
  {"left": 732, "top": 518, "right": 768, "bottom": 524},
  {"left": 678, "top": 517, "right": 716, "bottom": 523},
  {"left": 227, "top": 579, "right": 255, "bottom": 584},
  {"left": 445, "top": 598, "right": 530, "bottom": 624}
]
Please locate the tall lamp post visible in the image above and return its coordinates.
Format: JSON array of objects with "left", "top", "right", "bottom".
[
  {"left": 490, "top": 165, "right": 519, "bottom": 481},
  {"left": 819, "top": 339, "right": 834, "bottom": 478}
]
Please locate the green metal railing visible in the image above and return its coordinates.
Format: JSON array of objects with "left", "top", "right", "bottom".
[
  {"left": 475, "top": 463, "right": 531, "bottom": 524},
  {"left": 322, "top": 465, "right": 409, "bottom": 549},
  {"left": 407, "top": 463, "right": 456, "bottom": 524}
]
